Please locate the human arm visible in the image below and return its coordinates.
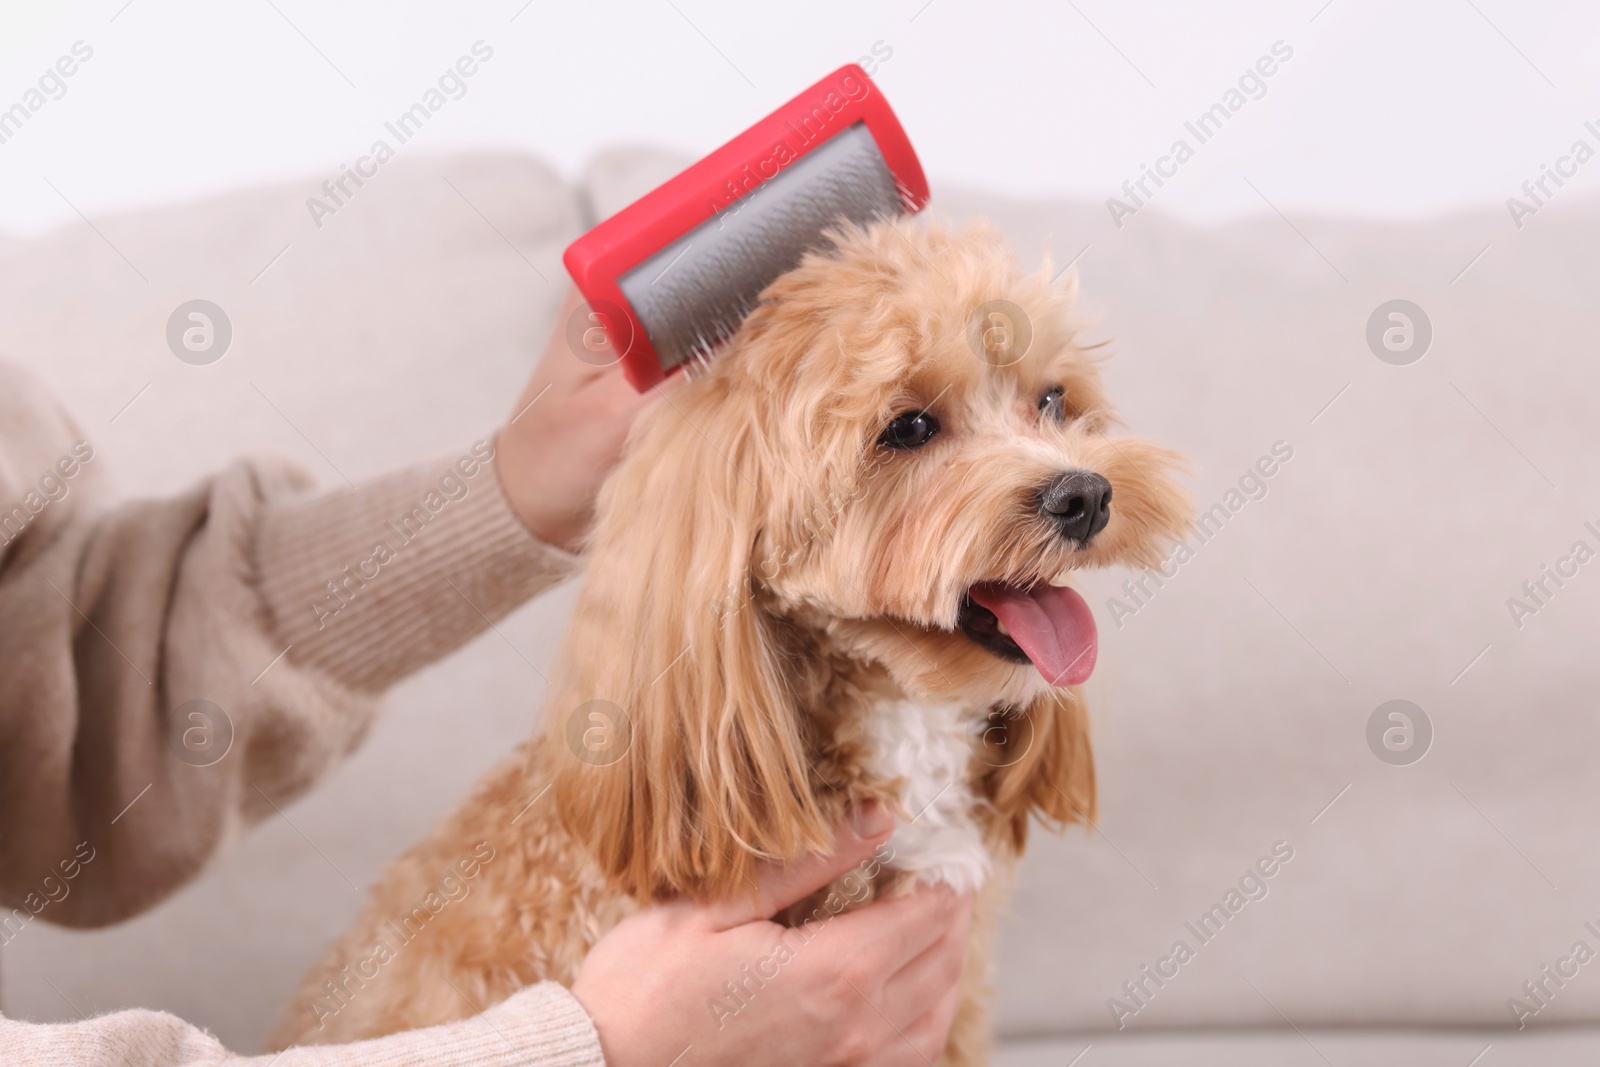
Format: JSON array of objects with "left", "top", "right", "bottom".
[
  {"left": 0, "top": 808, "right": 966, "bottom": 1067},
  {"left": 0, "top": 290, "right": 643, "bottom": 926},
  {"left": 0, "top": 982, "right": 602, "bottom": 1066}
]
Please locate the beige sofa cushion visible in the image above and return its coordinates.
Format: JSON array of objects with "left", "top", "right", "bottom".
[
  {"left": 2, "top": 148, "right": 1596, "bottom": 1054},
  {"left": 945, "top": 186, "right": 1600, "bottom": 1036},
  {"left": 998, "top": 1030, "right": 1600, "bottom": 1066}
]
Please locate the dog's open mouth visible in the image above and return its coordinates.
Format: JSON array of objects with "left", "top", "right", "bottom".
[{"left": 958, "top": 582, "right": 1098, "bottom": 687}]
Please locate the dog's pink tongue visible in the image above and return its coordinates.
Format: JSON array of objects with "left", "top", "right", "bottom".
[{"left": 970, "top": 583, "right": 1098, "bottom": 687}]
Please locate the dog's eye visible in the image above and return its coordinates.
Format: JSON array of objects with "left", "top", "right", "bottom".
[
  {"left": 879, "top": 410, "right": 939, "bottom": 451},
  {"left": 1039, "top": 386, "right": 1067, "bottom": 422}
]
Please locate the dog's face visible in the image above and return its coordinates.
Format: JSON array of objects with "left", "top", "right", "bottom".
[
  {"left": 699, "top": 220, "right": 1190, "bottom": 706},
  {"left": 554, "top": 219, "right": 1190, "bottom": 899}
]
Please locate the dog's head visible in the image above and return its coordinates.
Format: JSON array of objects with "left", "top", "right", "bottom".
[{"left": 550, "top": 219, "right": 1189, "bottom": 900}]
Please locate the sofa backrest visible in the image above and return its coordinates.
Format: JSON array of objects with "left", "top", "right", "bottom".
[{"left": 2, "top": 149, "right": 1596, "bottom": 1047}]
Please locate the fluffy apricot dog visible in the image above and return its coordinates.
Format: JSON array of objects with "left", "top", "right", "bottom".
[{"left": 271, "top": 218, "right": 1189, "bottom": 1064}]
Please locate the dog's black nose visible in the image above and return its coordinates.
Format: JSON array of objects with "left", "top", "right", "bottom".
[{"left": 1041, "top": 471, "right": 1112, "bottom": 544}]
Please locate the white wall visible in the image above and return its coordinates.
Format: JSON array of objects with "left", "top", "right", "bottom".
[{"left": 0, "top": 0, "right": 1597, "bottom": 236}]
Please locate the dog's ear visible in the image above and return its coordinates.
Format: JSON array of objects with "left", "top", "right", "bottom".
[
  {"left": 547, "top": 380, "right": 831, "bottom": 903},
  {"left": 975, "top": 689, "right": 1096, "bottom": 853}
]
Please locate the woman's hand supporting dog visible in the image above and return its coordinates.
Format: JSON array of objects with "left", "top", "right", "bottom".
[{"left": 571, "top": 802, "right": 973, "bottom": 1067}]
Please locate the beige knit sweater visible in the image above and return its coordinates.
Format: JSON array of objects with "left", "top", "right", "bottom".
[{"left": 0, "top": 365, "right": 604, "bottom": 1065}]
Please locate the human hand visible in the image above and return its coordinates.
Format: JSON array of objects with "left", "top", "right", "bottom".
[
  {"left": 495, "top": 286, "right": 670, "bottom": 551},
  {"left": 570, "top": 803, "right": 973, "bottom": 1067}
]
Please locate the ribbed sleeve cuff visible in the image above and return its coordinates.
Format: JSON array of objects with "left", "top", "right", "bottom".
[
  {"left": 467, "top": 983, "right": 606, "bottom": 1067},
  {"left": 254, "top": 441, "right": 579, "bottom": 692},
  {"left": 257, "top": 982, "right": 606, "bottom": 1066},
  {"left": 0, "top": 984, "right": 603, "bottom": 1067}
]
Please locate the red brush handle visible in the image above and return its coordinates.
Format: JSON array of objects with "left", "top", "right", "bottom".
[{"left": 563, "top": 63, "right": 928, "bottom": 392}]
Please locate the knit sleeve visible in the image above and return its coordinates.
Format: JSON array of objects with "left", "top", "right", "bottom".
[
  {"left": 0, "top": 981, "right": 605, "bottom": 1066},
  {"left": 0, "top": 363, "right": 578, "bottom": 927}
]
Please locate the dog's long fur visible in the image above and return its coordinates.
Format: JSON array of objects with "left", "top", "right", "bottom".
[{"left": 269, "top": 219, "right": 1189, "bottom": 1063}]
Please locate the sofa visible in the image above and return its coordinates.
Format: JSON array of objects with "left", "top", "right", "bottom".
[{"left": 2, "top": 147, "right": 1598, "bottom": 1065}]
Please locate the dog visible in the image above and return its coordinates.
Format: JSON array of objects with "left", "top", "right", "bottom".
[{"left": 268, "top": 218, "right": 1190, "bottom": 1063}]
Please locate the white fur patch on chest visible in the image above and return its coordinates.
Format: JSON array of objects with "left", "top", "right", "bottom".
[{"left": 859, "top": 698, "right": 990, "bottom": 894}]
